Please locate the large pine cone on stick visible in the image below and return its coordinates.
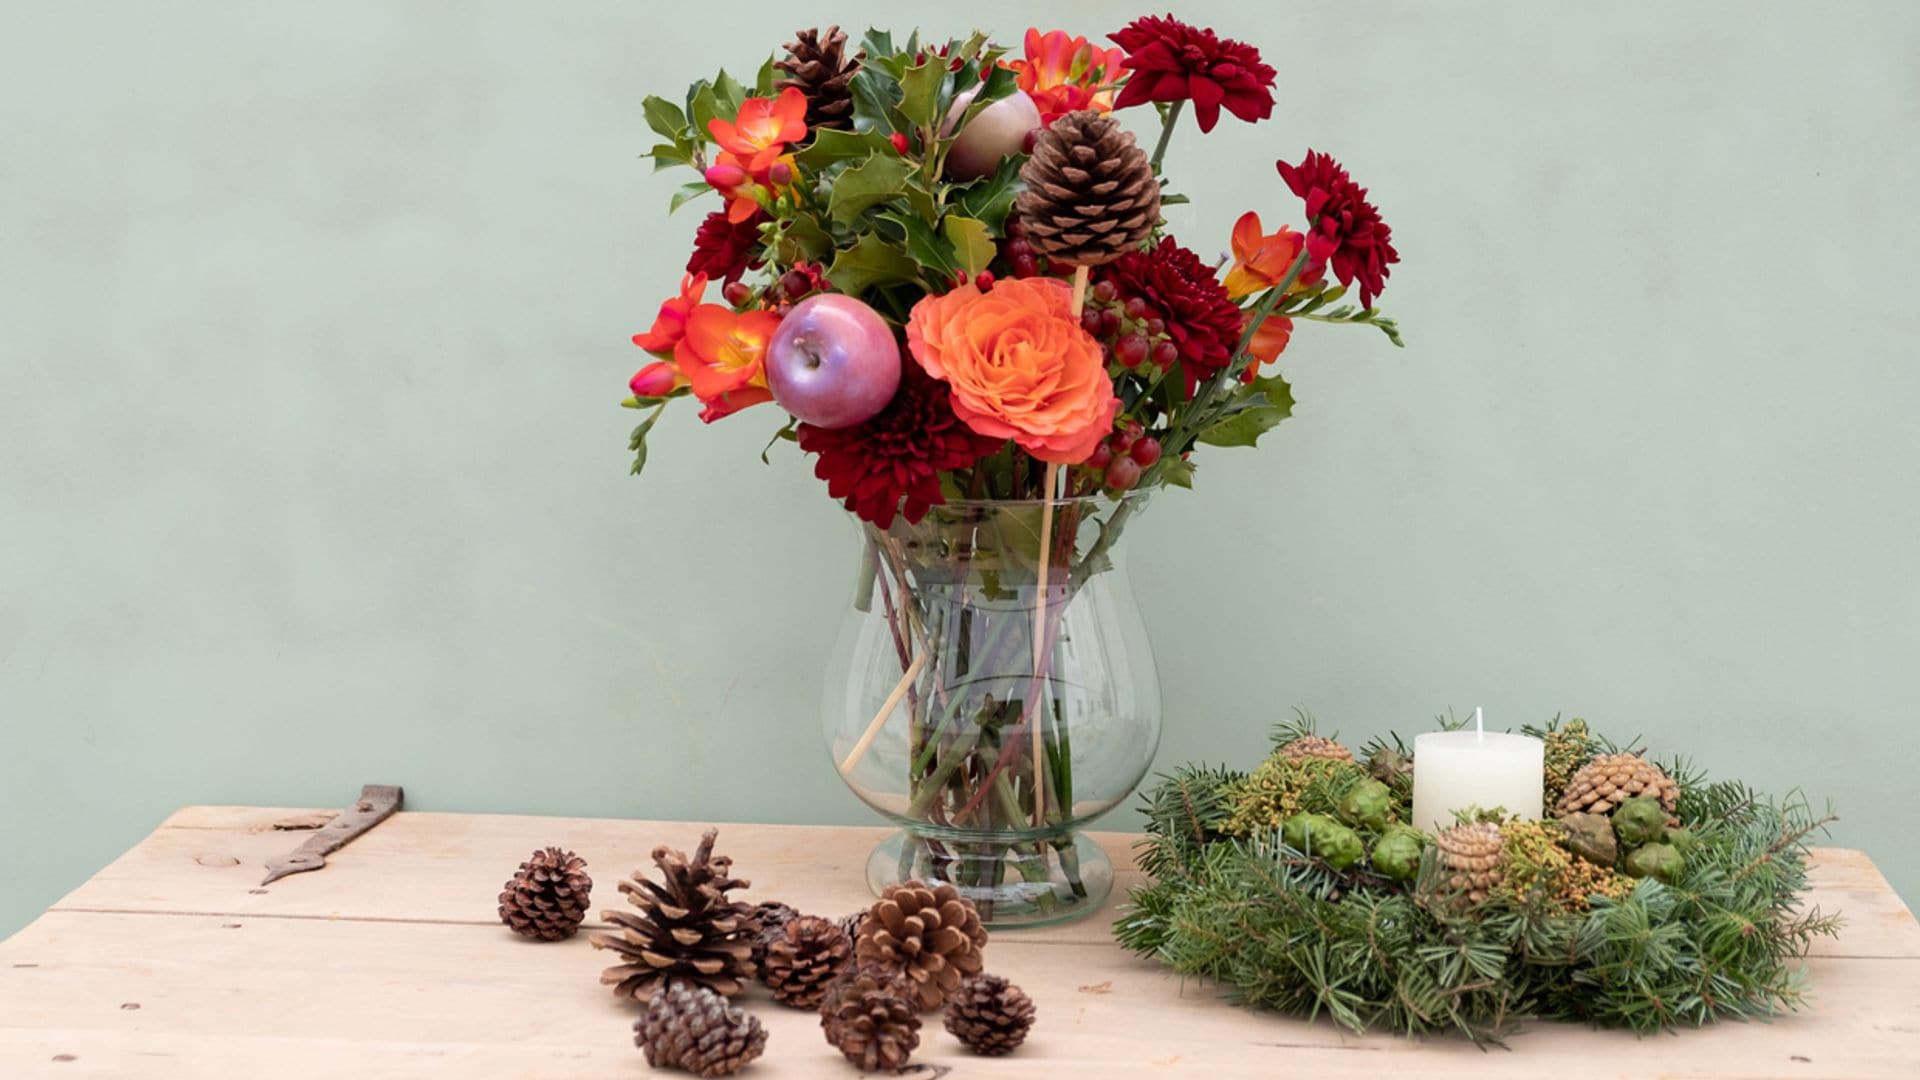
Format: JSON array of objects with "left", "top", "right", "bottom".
[
  {"left": 589, "top": 829, "right": 756, "bottom": 1001},
  {"left": 1015, "top": 109, "right": 1160, "bottom": 267},
  {"left": 496, "top": 847, "right": 591, "bottom": 941},
  {"left": 775, "top": 26, "right": 861, "bottom": 132},
  {"left": 634, "top": 982, "right": 767, "bottom": 1077},
  {"left": 853, "top": 880, "right": 988, "bottom": 1010}
]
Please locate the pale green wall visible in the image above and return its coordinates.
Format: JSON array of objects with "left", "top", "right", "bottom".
[{"left": 3, "top": 1, "right": 1916, "bottom": 937}]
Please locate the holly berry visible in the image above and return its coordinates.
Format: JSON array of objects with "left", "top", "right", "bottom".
[
  {"left": 974, "top": 271, "right": 995, "bottom": 292},
  {"left": 1115, "top": 335, "right": 1149, "bottom": 366},
  {"left": 1104, "top": 456, "right": 1143, "bottom": 491},
  {"left": 1152, "top": 341, "right": 1179, "bottom": 367},
  {"left": 723, "top": 281, "right": 753, "bottom": 306},
  {"left": 889, "top": 132, "right": 910, "bottom": 155},
  {"left": 1130, "top": 437, "right": 1163, "bottom": 466}
]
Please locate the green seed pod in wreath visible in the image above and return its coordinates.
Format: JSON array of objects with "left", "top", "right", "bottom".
[
  {"left": 1370, "top": 826, "right": 1426, "bottom": 882},
  {"left": 1612, "top": 795, "right": 1668, "bottom": 847},
  {"left": 1337, "top": 779, "right": 1394, "bottom": 832},
  {"left": 1624, "top": 841, "right": 1685, "bottom": 883},
  {"left": 1557, "top": 811, "right": 1619, "bottom": 868},
  {"left": 1280, "top": 814, "right": 1365, "bottom": 870},
  {"left": 1666, "top": 826, "right": 1697, "bottom": 855}
]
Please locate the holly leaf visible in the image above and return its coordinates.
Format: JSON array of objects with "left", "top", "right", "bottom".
[
  {"left": 668, "top": 181, "right": 712, "bottom": 213},
  {"left": 956, "top": 65, "right": 1019, "bottom": 128},
  {"left": 944, "top": 216, "right": 996, "bottom": 275},
  {"left": 954, "top": 155, "right": 1023, "bottom": 231},
  {"left": 687, "top": 80, "right": 721, "bottom": 142},
  {"left": 648, "top": 142, "right": 696, "bottom": 171},
  {"left": 712, "top": 69, "right": 747, "bottom": 117},
  {"left": 896, "top": 58, "right": 946, "bottom": 130},
  {"left": 825, "top": 232, "right": 921, "bottom": 297},
  {"left": 753, "top": 55, "right": 777, "bottom": 96},
  {"left": 643, "top": 96, "right": 688, "bottom": 141},
  {"left": 877, "top": 210, "right": 958, "bottom": 278},
  {"left": 829, "top": 152, "right": 916, "bottom": 226},
  {"left": 775, "top": 212, "right": 835, "bottom": 263},
  {"left": 849, "top": 67, "right": 904, "bottom": 134},
  {"left": 797, "top": 128, "right": 897, "bottom": 170}
]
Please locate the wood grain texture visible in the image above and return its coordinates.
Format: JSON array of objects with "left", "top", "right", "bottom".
[{"left": 3, "top": 807, "right": 1917, "bottom": 1079}]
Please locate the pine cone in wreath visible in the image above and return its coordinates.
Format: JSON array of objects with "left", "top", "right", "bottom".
[
  {"left": 1554, "top": 751, "right": 1680, "bottom": 818},
  {"left": 775, "top": 26, "right": 861, "bottom": 133},
  {"left": 944, "top": 973, "right": 1035, "bottom": 1056},
  {"left": 589, "top": 829, "right": 756, "bottom": 1001},
  {"left": 1015, "top": 110, "right": 1160, "bottom": 267},
  {"left": 761, "top": 915, "right": 854, "bottom": 1008},
  {"left": 1433, "top": 821, "right": 1505, "bottom": 907},
  {"left": 634, "top": 981, "right": 767, "bottom": 1077},
  {"left": 853, "top": 880, "right": 988, "bottom": 1010},
  {"left": 1278, "top": 733, "right": 1354, "bottom": 763},
  {"left": 820, "top": 967, "right": 921, "bottom": 1072},
  {"left": 496, "top": 846, "right": 591, "bottom": 941}
]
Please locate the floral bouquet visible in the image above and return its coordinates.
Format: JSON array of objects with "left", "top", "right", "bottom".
[{"left": 625, "top": 15, "right": 1404, "bottom": 924}]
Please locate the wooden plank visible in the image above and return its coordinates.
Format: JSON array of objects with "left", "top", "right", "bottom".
[
  {"left": 45, "top": 807, "right": 1920, "bottom": 959},
  {"left": 1, "top": 911, "right": 1917, "bottom": 1079}
]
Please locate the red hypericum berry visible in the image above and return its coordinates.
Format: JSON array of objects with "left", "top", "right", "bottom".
[
  {"left": 1092, "top": 280, "right": 1118, "bottom": 304},
  {"left": 1145, "top": 317, "right": 1166, "bottom": 335},
  {"left": 974, "top": 271, "right": 995, "bottom": 291},
  {"left": 1005, "top": 237, "right": 1032, "bottom": 258},
  {"left": 1130, "top": 437, "right": 1163, "bottom": 466},
  {"left": 889, "top": 132, "right": 910, "bottom": 154},
  {"left": 1125, "top": 296, "right": 1149, "bottom": 318},
  {"left": 1105, "top": 456, "right": 1143, "bottom": 491},
  {"left": 779, "top": 269, "right": 809, "bottom": 298},
  {"left": 1012, "top": 255, "right": 1038, "bottom": 278},
  {"left": 767, "top": 161, "right": 793, "bottom": 186},
  {"left": 723, "top": 281, "right": 752, "bottom": 306},
  {"left": 1005, "top": 217, "right": 1026, "bottom": 239},
  {"left": 1098, "top": 308, "right": 1121, "bottom": 337},
  {"left": 1152, "top": 340, "right": 1179, "bottom": 367},
  {"left": 1111, "top": 428, "right": 1136, "bottom": 453},
  {"left": 1086, "top": 442, "right": 1114, "bottom": 470},
  {"left": 1022, "top": 128, "right": 1041, "bottom": 154},
  {"left": 1080, "top": 310, "right": 1104, "bottom": 335},
  {"left": 1122, "top": 419, "right": 1144, "bottom": 443},
  {"left": 1116, "top": 334, "right": 1149, "bottom": 365}
]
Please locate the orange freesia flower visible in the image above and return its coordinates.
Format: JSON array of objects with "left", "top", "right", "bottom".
[
  {"left": 633, "top": 272, "right": 709, "bottom": 354},
  {"left": 906, "top": 278, "right": 1120, "bottom": 464},
  {"left": 1224, "top": 211, "right": 1322, "bottom": 300},
  {"left": 708, "top": 87, "right": 808, "bottom": 173},
  {"left": 1014, "top": 29, "right": 1127, "bottom": 127},
  {"left": 707, "top": 148, "right": 798, "bottom": 223},
  {"left": 1247, "top": 314, "right": 1294, "bottom": 368},
  {"left": 673, "top": 304, "right": 780, "bottom": 422}
]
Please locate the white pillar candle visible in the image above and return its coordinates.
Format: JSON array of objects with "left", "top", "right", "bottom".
[{"left": 1411, "top": 711, "right": 1544, "bottom": 833}]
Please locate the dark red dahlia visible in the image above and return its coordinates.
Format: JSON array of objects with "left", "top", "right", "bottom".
[
  {"left": 796, "top": 367, "right": 1001, "bottom": 528},
  {"left": 1110, "top": 15, "right": 1276, "bottom": 133},
  {"left": 685, "top": 209, "right": 768, "bottom": 283},
  {"left": 1099, "top": 238, "right": 1246, "bottom": 392},
  {"left": 1277, "top": 150, "right": 1399, "bottom": 309}
]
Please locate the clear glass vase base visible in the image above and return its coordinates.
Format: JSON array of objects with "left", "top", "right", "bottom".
[{"left": 864, "top": 830, "right": 1114, "bottom": 929}]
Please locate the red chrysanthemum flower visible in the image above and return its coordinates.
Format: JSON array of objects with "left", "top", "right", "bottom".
[
  {"left": 796, "top": 367, "right": 1002, "bottom": 528},
  {"left": 1277, "top": 150, "right": 1399, "bottom": 309},
  {"left": 685, "top": 209, "right": 768, "bottom": 283},
  {"left": 1098, "top": 238, "right": 1246, "bottom": 393},
  {"left": 1109, "top": 15, "right": 1276, "bottom": 133}
]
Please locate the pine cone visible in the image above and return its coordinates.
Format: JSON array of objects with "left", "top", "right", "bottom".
[
  {"left": 944, "top": 973, "right": 1035, "bottom": 1056},
  {"left": 1278, "top": 734, "right": 1354, "bottom": 763},
  {"left": 775, "top": 26, "right": 861, "bottom": 133},
  {"left": 634, "top": 982, "right": 767, "bottom": 1078},
  {"left": 746, "top": 900, "right": 800, "bottom": 971},
  {"left": 589, "top": 829, "right": 756, "bottom": 1001},
  {"left": 837, "top": 910, "right": 868, "bottom": 943},
  {"left": 820, "top": 968, "right": 920, "bottom": 1072},
  {"left": 1434, "top": 822, "right": 1505, "bottom": 906},
  {"left": 762, "top": 915, "right": 854, "bottom": 1008},
  {"left": 497, "top": 847, "right": 591, "bottom": 942},
  {"left": 1554, "top": 751, "right": 1680, "bottom": 818},
  {"left": 1015, "top": 110, "right": 1159, "bottom": 268},
  {"left": 853, "top": 880, "right": 988, "bottom": 1010}
]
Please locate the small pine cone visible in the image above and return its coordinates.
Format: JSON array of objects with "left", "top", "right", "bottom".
[
  {"left": 854, "top": 880, "right": 988, "bottom": 1010},
  {"left": 944, "top": 973, "right": 1035, "bottom": 1056},
  {"left": 1435, "top": 822, "right": 1506, "bottom": 906},
  {"left": 634, "top": 982, "right": 767, "bottom": 1078},
  {"left": 589, "top": 829, "right": 756, "bottom": 1001},
  {"left": 762, "top": 915, "right": 854, "bottom": 1008},
  {"left": 837, "top": 910, "right": 868, "bottom": 943},
  {"left": 775, "top": 26, "right": 861, "bottom": 132},
  {"left": 746, "top": 900, "right": 800, "bottom": 971},
  {"left": 820, "top": 968, "right": 921, "bottom": 1073},
  {"left": 1554, "top": 751, "right": 1680, "bottom": 818},
  {"left": 1015, "top": 110, "right": 1160, "bottom": 268},
  {"left": 1278, "top": 734, "right": 1354, "bottom": 763},
  {"left": 497, "top": 847, "right": 591, "bottom": 941}
]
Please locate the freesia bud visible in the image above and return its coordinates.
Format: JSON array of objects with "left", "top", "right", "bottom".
[
  {"left": 629, "top": 361, "right": 681, "bottom": 399},
  {"left": 767, "top": 161, "right": 793, "bottom": 186},
  {"left": 704, "top": 162, "right": 748, "bottom": 190}
]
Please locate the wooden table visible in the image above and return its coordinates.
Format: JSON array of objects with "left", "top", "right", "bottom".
[{"left": 1, "top": 808, "right": 1916, "bottom": 1078}]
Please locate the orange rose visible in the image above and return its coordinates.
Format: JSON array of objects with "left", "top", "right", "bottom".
[{"left": 906, "top": 278, "right": 1119, "bottom": 465}]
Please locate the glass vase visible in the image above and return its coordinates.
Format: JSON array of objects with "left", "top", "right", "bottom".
[{"left": 821, "top": 493, "right": 1161, "bottom": 928}]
